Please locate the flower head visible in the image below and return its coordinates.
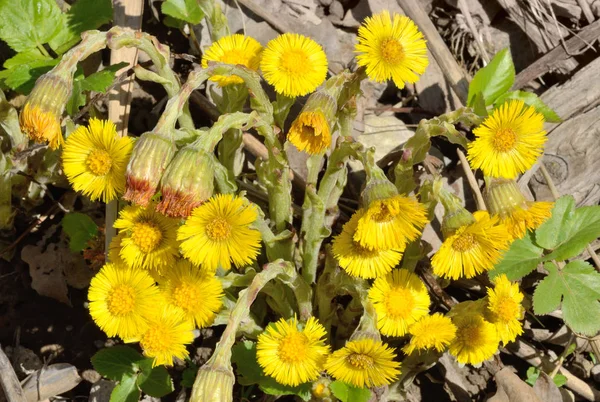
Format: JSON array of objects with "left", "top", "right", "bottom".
[
  {"left": 62, "top": 118, "right": 134, "bottom": 202},
  {"left": 88, "top": 263, "right": 162, "bottom": 339},
  {"left": 139, "top": 305, "right": 195, "bottom": 367},
  {"left": 178, "top": 194, "right": 262, "bottom": 272},
  {"left": 403, "top": 313, "right": 457, "bottom": 355},
  {"left": 448, "top": 307, "right": 499, "bottom": 366},
  {"left": 431, "top": 211, "right": 512, "bottom": 280},
  {"left": 159, "top": 259, "right": 223, "bottom": 329},
  {"left": 467, "top": 100, "right": 547, "bottom": 179},
  {"left": 261, "top": 33, "right": 328, "bottom": 97},
  {"left": 202, "top": 34, "right": 263, "bottom": 86},
  {"left": 485, "top": 274, "right": 524, "bottom": 344},
  {"left": 114, "top": 204, "right": 179, "bottom": 272},
  {"left": 257, "top": 316, "right": 330, "bottom": 386},
  {"left": 288, "top": 111, "right": 331, "bottom": 154},
  {"left": 324, "top": 338, "right": 400, "bottom": 388},
  {"left": 355, "top": 11, "right": 428, "bottom": 88},
  {"left": 368, "top": 269, "right": 430, "bottom": 337},
  {"left": 332, "top": 210, "right": 403, "bottom": 279}
]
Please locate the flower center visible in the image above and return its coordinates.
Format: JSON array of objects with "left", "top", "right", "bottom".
[
  {"left": 86, "top": 149, "right": 113, "bottom": 176},
  {"left": 302, "top": 124, "right": 316, "bottom": 138},
  {"left": 492, "top": 128, "right": 517, "bottom": 152},
  {"left": 206, "top": 217, "right": 232, "bottom": 241},
  {"left": 280, "top": 50, "right": 310, "bottom": 76},
  {"left": 141, "top": 325, "right": 170, "bottom": 354},
  {"left": 348, "top": 353, "right": 374, "bottom": 369},
  {"left": 380, "top": 38, "right": 404, "bottom": 64},
  {"left": 460, "top": 322, "right": 484, "bottom": 347},
  {"left": 452, "top": 233, "right": 477, "bottom": 252},
  {"left": 106, "top": 284, "right": 136, "bottom": 316},
  {"left": 172, "top": 283, "right": 200, "bottom": 312},
  {"left": 385, "top": 287, "right": 415, "bottom": 319},
  {"left": 131, "top": 222, "right": 163, "bottom": 253},
  {"left": 370, "top": 202, "right": 396, "bottom": 222},
  {"left": 495, "top": 298, "right": 520, "bottom": 322},
  {"left": 277, "top": 331, "right": 308, "bottom": 363}
]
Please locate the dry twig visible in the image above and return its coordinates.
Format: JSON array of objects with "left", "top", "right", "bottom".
[{"left": 0, "top": 345, "right": 26, "bottom": 402}]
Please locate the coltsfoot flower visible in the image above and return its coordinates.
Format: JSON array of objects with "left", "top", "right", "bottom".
[
  {"left": 485, "top": 274, "right": 525, "bottom": 344},
  {"left": 202, "top": 34, "right": 263, "bottom": 86},
  {"left": 448, "top": 304, "right": 500, "bottom": 366},
  {"left": 403, "top": 313, "right": 457, "bottom": 355}
]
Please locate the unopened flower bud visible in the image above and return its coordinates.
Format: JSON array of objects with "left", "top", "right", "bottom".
[
  {"left": 123, "top": 133, "right": 176, "bottom": 207},
  {"left": 19, "top": 73, "right": 72, "bottom": 149},
  {"left": 288, "top": 91, "right": 337, "bottom": 155},
  {"left": 156, "top": 147, "right": 215, "bottom": 218},
  {"left": 189, "top": 365, "right": 235, "bottom": 402},
  {"left": 312, "top": 377, "right": 333, "bottom": 401},
  {"left": 438, "top": 188, "right": 476, "bottom": 237}
]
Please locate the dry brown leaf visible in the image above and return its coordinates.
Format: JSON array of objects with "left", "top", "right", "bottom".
[
  {"left": 489, "top": 368, "right": 543, "bottom": 402},
  {"left": 533, "top": 372, "right": 563, "bottom": 402}
]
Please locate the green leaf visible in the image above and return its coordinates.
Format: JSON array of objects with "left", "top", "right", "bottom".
[
  {"left": 161, "top": 0, "right": 204, "bottom": 24},
  {"left": 79, "top": 62, "right": 129, "bottom": 92},
  {"left": 533, "top": 261, "right": 600, "bottom": 335},
  {"left": 49, "top": 0, "right": 112, "bottom": 54},
  {"left": 181, "top": 363, "right": 198, "bottom": 388},
  {"left": 525, "top": 367, "right": 540, "bottom": 386},
  {"left": 467, "top": 48, "right": 515, "bottom": 107},
  {"left": 472, "top": 91, "right": 488, "bottom": 117},
  {"left": 494, "top": 90, "right": 561, "bottom": 123},
  {"left": 110, "top": 373, "right": 141, "bottom": 402},
  {"left": 489, "top": 232, "right": 544, "bottom": 280},
  {"left": 0, "top": 0, "right": 63, "bottom": 52},
  {"left": 553, "top": 374, "right": 567, "bottom": 388},
  {"left": 66, "top": 80, "right": 86, "bottom": 116},
  {"left": 137, "top": 365, "right": 174, "bottom": 398},
  {"left": 535, "top": 196, "right": 575, "bottom": 250},
  {"left": 543, "top": 204, "right": 600, "bottom": 262},
  {"left": 0, "top": 50, "right": 58, "bottom": 94},
  {"left": 330, "top": 381, "right": 372, "bottom": 402},
  {"left": 91, "top": 346, "right": 144, "bottom": 381},
  {"left": 62, "top": 212, "right": 98, "bottom": 252}
]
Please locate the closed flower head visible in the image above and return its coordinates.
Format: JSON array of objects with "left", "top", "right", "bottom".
[
  {"left": 324, "top": 338, "right": 400, "bottom": 388},
  {"left": 355, "top": 11, "right": 428, "bottom": 88},
  {"left": 369, "top": 269, "right": 430, "bottom": 337},
  {"left": 288, "top": 90, "right": 337, "bottom": 154},
  {"left": 449, "top": 306, "right": 499, "bottom": 366},
  {"left": 178, "top": 194, "right": 262, "bottom": 272},
  {"left": 261, "top": 33, "right": 328, "bottom": 97},
  {"left": 332, "top": 210, "right": 404, "bottom": 279},
  {"left": 403, "top": 313, "right": 457, "bottom": 355},
  {"left": 202, "top": 34, "right": 263, "bottom": 86},
  {"left": 114, "top": 204, "right": 179, "bottom": 272},
  {"left": 257, "top": 316, "right": 330, "bottom": 386},
  {"left": 88, "top": 263, "right": 161, "bottom": 339},
  {"left": 467, "top": 100, "right": 547, "bottom": 179},
  {"left": 485, "top": 274, "right": 524, "bottom": 344},
  {"left": 62, "top": 118, "right": 134, "bottom": 202}
]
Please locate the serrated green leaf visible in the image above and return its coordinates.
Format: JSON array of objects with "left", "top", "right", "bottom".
[
  {"left": 137, "top": 365, "right": 174, "bottom": 398},
  {"left": 494, "top": 90, "right": 561, "bottom": 123},
  {"left": 163, "top": 15, "right": 186, "bottom": 29},
  {"left": 467, "top": 48, "right": 515, "bottom": 107},
  {"left": 0, "top": 51, "right": 58, "bottom": 94},
  {"left": 0, "top": 0, "right": 63, "bottom": 52},
  {"left": 79, "top": 62, "right": 129, "bottom": 92},
  {"left": 62, "top": 212, "right": 98, "bottom": 252},
  {"left": 535, "top": 196, "right": 575, "bottom": 250},
  {"left": 161, "top": 0, "right": 204, "bottom": 24},
  {"left": 489, "top": 232, "right": 544, "bottom": 280},
  {"left": 49, "top": 0, "right": 112, "bottom": 54},
  {"left": 330, "top": 381, "right": 372, "bottom": 402},
  {"left": 110, "top": 373, "right": 140, "bottom": 402},
  {"left": 543, "top": 204, "right": 600, "bottom": 262},
  {"left": 91, "top": 346, "right": 144, "bottom": 380},
  {"left": 533, "top": 261, "right": 600, "bottom": 335}
]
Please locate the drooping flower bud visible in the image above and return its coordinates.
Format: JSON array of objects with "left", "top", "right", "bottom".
[
  {"left": 19, "top": 73, "right": 72, "bottom": 149},
  {"left": 437, "top": 188, "right": 476, "bottom": 237},
  {"left": 189, "top": 363, "right": 235, "bottom": 402},
  {"left": 123, "top": 133, "right": 176, "bottom": 207},
  {"left": 287, "top": 91, "right": 337, "bottom": 155}
]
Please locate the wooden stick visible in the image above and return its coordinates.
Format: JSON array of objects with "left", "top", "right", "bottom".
[
  {"left": 457, "top": 0, "right": 490, "bottom": 64},
  {"left": 457, "top": 148, "right": 486, "bottom": 210},
  {"left": 577, "top": 0, "right": 596, "bottom": 24},
  {"left": 0, "top": 345, "right": 26, "bottom": 402}
]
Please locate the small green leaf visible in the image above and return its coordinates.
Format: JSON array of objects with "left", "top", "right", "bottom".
[
  {"left": 543, "top": 204, "right": 600, "bottom": 262},
  {"left": 91, "top": 346, "right": 144, "bottom": 381},
  {"left": 80, "top": 62, "right": 129, "bottom": 93},
  {"left": 553, "top": 374, "right": 567, "bottom": 387},
  {"left": 329, "top": 381, "right": 372, "bottom": 402},
  {"left": 525, "top": 367, "right": 540, "bottom": 386},
  {"left": 161, "top": 0, "right": 204, "bottom": 24},
  {"left": 494, "top": 90, "right": 561, "bottom": 123},
  {"left": 62, "top": 212, "right": 98, "bottom": 252},
  {"left": 137, "top": 365, "right": 174, "bottom": 398},
  {"left": 472, "top": 91, "right": 488, "bottom": 117},
  {"left": 66, "top": 80, "right": 86, "bottom": 116},
  {"left": 533, "top": 261, "right": 600, "bottom": 335},
  {"left": 535, "top": 196, "right": 575, "bottom": 250},
  {"left": 180, "top": 362, "right": 198, "bottom": 388},
  {"left": 0, "top": 0, "right": 63, "bottom": 52},
  {"left": 489, "top": 232, "right": 544, "bottom": 280},
  {"left": 467, "top": 48, "right": 515, "bottom": 107},
  {"left": 110, "top": 373, "right": 141, "bottom": 402}
]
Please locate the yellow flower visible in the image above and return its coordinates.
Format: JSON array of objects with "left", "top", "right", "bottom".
[
  {"left": 114, "top": 204, "right": 179, "bottom": 272},
  {"left": 257, "top": 316, "right": 330, "bottom": 386},
  {"left": 201, "top": 34, "right": 263, "bottom": 86},
  {"left": 260, "top": 33, "right": 328, "bottom": 97},
  {"left": 324, "top": 338, "right": 400, "bottom": 388},
  {"left": 467, "top": 100, "right": 547, "bottom": 179},
  {"left": 448, "top": 308, "right": 499, "bottom": 366},
  {"left": 368, "top": 269, "right": 430, "bottom": 337},
  {"left": 332, "top": 210, "right": 404, "bottom": 279},
  {"left": 139, "top": 305, "right": 195, "bottom": 367},
  {"left": 403, "top": 313, "right": 457, "bottom": 355},
  {"left": 288, "top": 111, "right": 331, "bottom": 155},
  {"left": 20, "top": 104, "right": 63, "bottom": 149},
  {"left": 159, "top": 259, "right": 224, "bottom": 329},
  {"left": 485, "top": 274, "right": 524, "bottom": 344},
  {"left": 354, "top": 195, "right": 428, "bottom": 251},
  {"left": 178, "top": 194, "right": 261, "bottom": 272},
  {"left": 62, "top": 118, "right": 134, "bottom": 202},
  {"left": 88, "top": 263, "right": 161, "bottom": 339},
  {"left": 431, "top": 211, "right": 512, "bottom": 280},
  {"left": 355, "top": 11, "right": 428, "bottom": 88}
]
